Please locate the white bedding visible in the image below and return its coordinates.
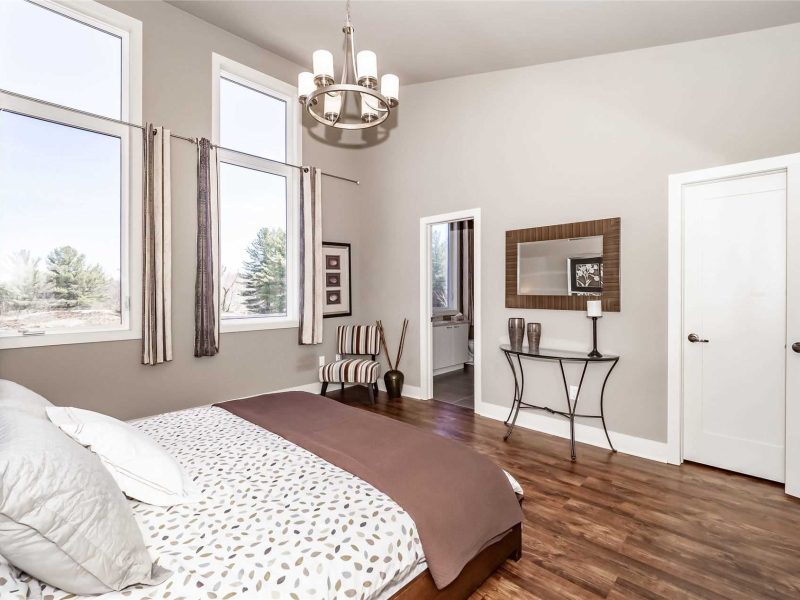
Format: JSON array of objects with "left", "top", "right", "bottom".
[
  {"left": 0, "top": 406, "right": 425, "bottom": 600},
  {"left": 0, "top": 404, "right": 523, "bottom": 600}
]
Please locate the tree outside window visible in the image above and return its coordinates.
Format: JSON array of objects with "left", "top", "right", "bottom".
[{"left": 431, "top": 223, "right": 449, "bottom": 309}]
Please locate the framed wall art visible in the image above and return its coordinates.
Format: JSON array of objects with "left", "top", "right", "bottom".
[
  {"left": 567, "top": 256, "right": 603, "bottom": 295},
  {"left": 322, "top": 242, "right": 352, "bottom": 318}
]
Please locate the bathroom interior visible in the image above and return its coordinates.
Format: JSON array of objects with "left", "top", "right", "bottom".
[{"left": 431, "top": 219, "right": 474, "bottom": 409}]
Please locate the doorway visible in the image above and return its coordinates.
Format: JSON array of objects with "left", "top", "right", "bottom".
[
  {"left": 419, "top": 209, "right": 482, "bottom": 413},
  {"left": 667, "top": 154, "right": 800, "bottom": 495}
]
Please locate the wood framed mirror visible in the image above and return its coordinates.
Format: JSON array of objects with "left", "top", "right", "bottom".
[{"left": 505, "top": 217, "right": 620, "bottom": 311}]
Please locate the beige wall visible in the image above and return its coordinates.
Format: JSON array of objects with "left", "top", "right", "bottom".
[
  {"left": 356, "top": 23, "right": 800, "bottom": 442},
  {"left": 3, "top": 5, "right": 799, "bottom": 442},
  {"left": 0, "top": 0, "right": 365, "bottom": 420}
]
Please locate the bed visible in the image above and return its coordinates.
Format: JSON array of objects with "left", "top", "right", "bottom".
[{"left": 0, "top": 392, "right": 522, "bottom": 600}]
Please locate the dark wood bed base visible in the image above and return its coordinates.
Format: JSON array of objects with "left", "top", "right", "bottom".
[{"left": 389, "top": 523, "right": 522, "bottom": 600}]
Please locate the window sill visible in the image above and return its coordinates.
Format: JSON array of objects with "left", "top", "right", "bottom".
[
  {"left": 221, "top": 318, "right": 299, "bottom": 333},
  {"left": 0, "top": 328, "right": 139, "bottom": 350},
  {"left": 432, "top": 309, "right": 460, "bottom": 317}
]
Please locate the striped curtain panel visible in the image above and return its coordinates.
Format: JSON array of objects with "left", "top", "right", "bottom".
[
  {"left": 299, "top": 167, "right": 324, "bottom": 345},
  {"left": 141, "top": 125, "right": 173, "bottom": 365},
  {"left": 194, "top": 138, "right": 220, "bottom": 357}
]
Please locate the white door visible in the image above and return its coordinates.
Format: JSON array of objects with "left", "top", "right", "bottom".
[{"left": 683, "top": 171, "right": 787, "bottom": 482}]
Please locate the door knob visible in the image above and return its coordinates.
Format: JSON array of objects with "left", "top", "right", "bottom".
[
  {"left": 688, "top": 333, "right": 709, "bottom": 343},
  {"left": 793, "top": 342, "right": 800, "bottom": 353}
]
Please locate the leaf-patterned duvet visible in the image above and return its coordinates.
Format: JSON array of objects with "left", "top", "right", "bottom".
[{"left": 0, "top": 406, "right": 425, "bottom": 600}]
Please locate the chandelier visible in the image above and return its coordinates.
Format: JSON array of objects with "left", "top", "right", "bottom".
[{"left": 297, "top": 0, "right": 399, "bottom": 130}]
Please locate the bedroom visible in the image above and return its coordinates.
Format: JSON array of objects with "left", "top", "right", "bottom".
[{"left": 1, "top": 0, "right": 800, "bottom": 598}]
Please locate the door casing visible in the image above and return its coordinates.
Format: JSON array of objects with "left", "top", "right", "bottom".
[
  {"left": 419, "top": 208, "right": 482, "bottom": 414},
  {"left": 667, "top": 153, "right": 800, "bottom": 496}
]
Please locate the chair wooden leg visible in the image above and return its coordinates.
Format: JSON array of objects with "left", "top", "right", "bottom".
[
  {"left": 320, "top": 382, "right": 328, "bottom": 397},
  {"left": 341, "top": 383, "right": 345, "bottom": 391},
  {"left": 373, "top": 382, "right": 379, "bottom": 397},
  {"left": 367, "top": 384, "right": 375, "bottom": 405}
]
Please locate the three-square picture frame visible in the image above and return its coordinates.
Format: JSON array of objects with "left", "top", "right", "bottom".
[{"left": 322, "top": 242, "right": 352, "bottom": 318}]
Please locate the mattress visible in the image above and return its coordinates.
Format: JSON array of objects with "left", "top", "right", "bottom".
[{"left": 0, "top": 406, "right": 426, "bottom": 600}]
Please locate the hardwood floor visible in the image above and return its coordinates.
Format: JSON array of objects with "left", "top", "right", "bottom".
[{"left": 329, "top": 386, "right": 800, "bottom": 600}]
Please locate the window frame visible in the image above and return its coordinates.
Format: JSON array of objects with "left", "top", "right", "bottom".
[
  {"left": 0, "top": 0, "right": 142, "bottom": 349},
  {"left": 432, "top": 223, "right": 460, "bottom": 315},
  {"left": 212, "top": 53, "right": 301, "bottom": 333}
]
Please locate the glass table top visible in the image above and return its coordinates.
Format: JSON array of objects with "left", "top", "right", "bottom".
[{"left": 499, "top": 344, "right": 619, "bottom": 361}]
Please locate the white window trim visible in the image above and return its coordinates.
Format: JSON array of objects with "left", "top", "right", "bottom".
[
  {"left": 0, "top": 0, "right": 142, "bottom": 349},
  {"left": 212, "top": 53, "right": 301, "bottom": 333}
]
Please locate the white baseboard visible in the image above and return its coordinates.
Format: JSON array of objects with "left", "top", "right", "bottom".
[
  {"left": 433, "top": 364, "right": 467, "bottom": 376},
  {"left": 301, "top": 380, "right": 426, "bottom": 401},
  {"left": 376, "top": 380, "right": 424, "bottom": 400},
  {"left": 274, "top": 382, "right": 323, "bottom": 394},
  {"left": 477, "top": 402, "right": 669, "bottom": 463}
]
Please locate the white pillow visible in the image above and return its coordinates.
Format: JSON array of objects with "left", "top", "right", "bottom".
[
  {"left": 0, "top": 379, "right": 53, "bottom": 418},
  {"left": 0, "top": 410, "right": 170, "bottom": 594},
  {"left": 46, "top": 407, "right": 202, "bottom": 507}
]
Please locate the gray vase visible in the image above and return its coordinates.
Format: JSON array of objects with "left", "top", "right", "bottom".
[
  {"left": 508, "top": 318, "right": 525, "bottom": 349},
  {"left": 527, "top": 322, "right": 542, "bottom": 353}
]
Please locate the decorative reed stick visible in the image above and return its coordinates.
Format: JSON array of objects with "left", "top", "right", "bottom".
[
  {"left": 394, "top": 318, "right": 409, "bottom": 369},
  {"left": 376, "top": 320, "right": 394, "bottom": 370}
]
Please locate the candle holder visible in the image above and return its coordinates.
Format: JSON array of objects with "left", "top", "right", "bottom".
[
  {"left": 586, "top": 300, "right": 603, "bottom": 358},
  {"left": 588, "top": 316, "right": 602, "bottom": 358}
]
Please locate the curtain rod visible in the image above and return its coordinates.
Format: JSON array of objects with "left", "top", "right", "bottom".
[{"left": 0, "top": 87, "right": 360, "bottom": 185}]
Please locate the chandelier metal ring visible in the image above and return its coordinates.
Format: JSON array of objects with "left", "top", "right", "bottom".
[{"left": 304, "top": 84, "right": 391, "bottom": 130}]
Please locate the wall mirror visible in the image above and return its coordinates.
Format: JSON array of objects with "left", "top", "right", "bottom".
[{"left": 506, "top": 218, "right": 620, "bottom": 311}]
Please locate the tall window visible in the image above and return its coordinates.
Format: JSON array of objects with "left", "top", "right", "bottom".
[
  {"left": 214, "top": 55, "right": 300, "bottom": 331},
  {"left": 431, "top": 223, "right": 459, "bottom": 312},
  {"left": 0, "top": 0, "right": 141, "bottom": 348}
]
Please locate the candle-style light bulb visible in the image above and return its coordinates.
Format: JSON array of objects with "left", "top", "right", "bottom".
[
  {"left": 324, "top": 93, "right": 341, "bottom": 121},
  {"left": 381, "top": 74, "right": 399, "bottom": 106},
  {"left": 356, "top": 50, "right": 377, "bottom": 87},
  {"left": 298, "top": 72, "right": 315, "bottom": 101},
  {"left": 312, "top": 50, "right": 334, "bottom": 84},
  {"left": 361, "top": 95, "right": 378, "bottom": 123}
]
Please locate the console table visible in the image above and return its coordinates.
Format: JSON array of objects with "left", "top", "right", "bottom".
[{"left": 499, "top": 344, "right": 619, "bottom": 461}]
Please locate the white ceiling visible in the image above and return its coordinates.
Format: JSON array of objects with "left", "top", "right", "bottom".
[{"left": 168, "top": 1, "right": 800, "bottom": 84}]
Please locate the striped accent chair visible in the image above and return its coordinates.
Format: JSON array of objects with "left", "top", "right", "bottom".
[{"left": 319, "top": 325, "right": 381, "bottom": 404}]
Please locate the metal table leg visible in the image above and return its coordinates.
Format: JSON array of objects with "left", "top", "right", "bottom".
[
  {"left": 504, "top": 353, "right": 525, "bottom": 441},
  {"left": 559, "top": 359, "right": 588, "bottom": 461},
  {"left": 502, "top": 351, "right": 519, "bottom": 426},
  {"left": 600, "top": 358, "right": 619, "bottom": 452}
]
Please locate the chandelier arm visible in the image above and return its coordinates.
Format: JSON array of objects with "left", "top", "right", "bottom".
[{"left": 347, "top": 27, "right": 359, "bottom": 86}]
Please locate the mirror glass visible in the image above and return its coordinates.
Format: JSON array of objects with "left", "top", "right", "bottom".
[{"left": 517, "top": 235, "right": 603, "bottom": 296}]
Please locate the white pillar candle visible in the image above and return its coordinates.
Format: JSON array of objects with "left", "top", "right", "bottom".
[
  {"left": 312, "top": 50, "right": 334, "bottom": 79},
  {"left": 587, "top": 300, "right": 602, "bottom": 317},
  {"left": 361, "top": 95, "right": 378, "bottom": 121},
  {"left": 381, "top": 74, "right": 399, "bottom": 102},
  {"left": 323, "top": 93, "right": 341, "bottom": 118},
  {"left": 298, "top": 72, "right": 315, "bottom": 99},
  {"left": 356, "top": 50, "right": 377, "bottom": 81}
]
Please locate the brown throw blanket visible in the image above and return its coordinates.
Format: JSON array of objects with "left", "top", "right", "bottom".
[{"left": 215, "top": 392, "right": 523, "bottom": 589}]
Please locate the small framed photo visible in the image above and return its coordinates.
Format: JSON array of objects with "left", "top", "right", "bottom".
[
  {"left": 322, "top": 242, "right": 352, "bottom": 318},
  {"left": 568, "top": 256, "right": 603, "bottom": 295}
]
